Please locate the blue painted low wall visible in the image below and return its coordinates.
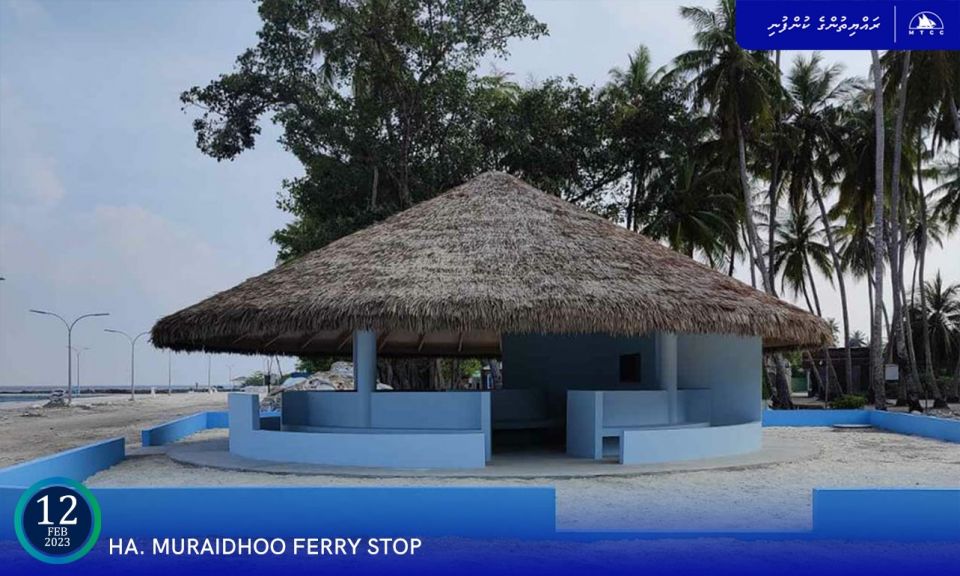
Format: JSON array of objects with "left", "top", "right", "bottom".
[
  {"left": 142, "top": 410, "right": 273, "bottom": 446},
  {"left": 813, "top": 489, "right": 960, "bottom": 540},
  {"left": 231, "top": 394, "right": 488, "bottom": 469},
  {"left": 0, "top": 486, "right": 556, "bottom": 540},
  {"left": 762, "top": 409, "right": 870, "bottom": 427},
  {"left": 620, "top": 422, "right": 761, "bottom": 464},
  {"left": 0, "top": 437, "right": 124, "bottom": 487},
  {"left": 869, "top": 411, "right": 960, "bottom": 443},
  {"left": 141, "top": 412, "right": 209, "bottom": 447},
  {"left": 762, "top": 409, "right": 960, "bottom": 443}
]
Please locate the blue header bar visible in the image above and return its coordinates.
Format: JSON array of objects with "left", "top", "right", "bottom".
[{"left": 737, "top": 1, "right": 960, "bottom": 49}]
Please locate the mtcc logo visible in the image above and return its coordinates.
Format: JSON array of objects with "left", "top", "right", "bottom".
[{"left": 909, "top": 11, "right": 945, "bottom": 36}]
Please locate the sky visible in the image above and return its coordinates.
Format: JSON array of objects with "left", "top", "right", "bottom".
[{"left": 0, "top": 0, "right": 957, "bottom": 389}]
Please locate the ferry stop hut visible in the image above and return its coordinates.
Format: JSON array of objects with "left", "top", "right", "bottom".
[{"left": 151, "top": 172, "right": 831, "bottom": 469}]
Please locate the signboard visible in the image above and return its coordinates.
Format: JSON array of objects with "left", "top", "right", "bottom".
[{"left": 737, "top": 1, "right": 960, "bottom": 49}]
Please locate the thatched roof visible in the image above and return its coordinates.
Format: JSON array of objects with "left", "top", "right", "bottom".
[{"left": 152, "top": 172, "right": 831, "bottom": 356}]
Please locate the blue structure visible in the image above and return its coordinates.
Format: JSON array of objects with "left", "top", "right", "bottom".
[
  {"left": 153, "top": 172, "right": 832, "bottom": 471},
  {"left": 224, "top": 331, "right": 765, "bottom": 469}
]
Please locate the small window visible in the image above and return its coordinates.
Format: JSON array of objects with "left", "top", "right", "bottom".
[{"left": 619, "top": 353, "right": 642, "bottom": 384}]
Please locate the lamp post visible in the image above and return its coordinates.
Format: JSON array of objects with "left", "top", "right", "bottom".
[
  {"left": 70, "top": 346, "right": 90, "bottom": 396},
  {"left": 30, "top": 310, "right": 108, "bottom": 404},
  {"left": 104, "top": 329, "right": 149, "bottom": 401}
]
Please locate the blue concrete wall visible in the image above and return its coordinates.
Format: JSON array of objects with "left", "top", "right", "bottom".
[
  {"left": 763, "top": 409, "right": 960, "bottom": 443},
  {"left": 677, "top": 334, "right": 762, "bottom": 426},
  {"left": 503, "top": 333, "right": 659, "bottom": 391},
  {"left": 503, "top": 333, "right": 660, "bottom": 421},
  {"left": 141, "top": 411, "right": 231, "bottom": 447},
  {"left": 602, "top": 391, "right": 670, "bottom": 427},
  {"left": 678, "top": 389, "right": 711, "bottom": 423},
  {"left": 0, "top": 486, "right": 556, "bottom": 540},
  {"left": 566, "top": 391, "right": 602, "bottom": 458},
  {"left": 282, "top": 391, "right": 366, "bottom": 428},
  {"left": 869, "top": 411, "right": 960, "bottom": 443},
  {"left": 0, "top": 437, "right": 124, "bottom": 487},
  {"left": 206, "top": 411, "right": 229, "bottom": 428},
  {"left": 620, "top": 422, "right": 762, "bottom": 464},
  {"left": 813, "top": 489, "right": 960, "bottom": 539},
  {"left": 492, "top": 388, "right": 550, "bottom": 423},
  {"left": 231, "top": 394, "right": 488, "bottom": 468},
  {"left": 141, "top": 412, "right": 207, "bottom": 446},
  {"left": 566, "top": 390, "right": 721, "bottom": 460},
  {"left": 762, "top": 410, "right": 871, "bottom": 427}
]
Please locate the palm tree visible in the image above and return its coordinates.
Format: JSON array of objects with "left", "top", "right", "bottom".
[
  {"left": 903, "top": 51, "right": 960, "bottom": 142},
  {"left": 934, "top": 150, "right": 960, "bottom": 231},
  {"left": 640, "top": 155, "right": 740, "bottom": 264},
  {"left": 908, "top": 152, "right": 949, "bottom": 407},
  {"left": 869, "top": 50, "right": 888, "bottom": 410},
  {"left": 675, "top": 0, "right": 781, "bottom": 294},
  {"left": 883, "top": 51, "right": 925, "bottom": 412},
  {"left": 783, "top": 53, "right": 857, "bottom": 390},
  {"left": 848, "top": 331, "right": 868, "bottom": 347},
  {"left": 773, "top": 202, "right": 842, "bottom": 398},
  {"left": 921, "top": 273, "right": 960, "bottom": 371},
  {"left": 773, "top": 202, "right": 834, "bottom": 316},
  {"left": 675, "top": 0, "right": 793, "bottom": 409}
]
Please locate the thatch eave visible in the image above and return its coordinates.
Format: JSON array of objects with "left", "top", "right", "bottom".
[{"left": 151, "top": 172, "right": 833, "bottom": 356}]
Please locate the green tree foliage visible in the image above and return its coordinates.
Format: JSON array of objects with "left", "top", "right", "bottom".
[{"left": 183, "top": 0, "right": 548, "bottom": 260}]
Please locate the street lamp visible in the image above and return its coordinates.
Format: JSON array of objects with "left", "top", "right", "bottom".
[
  {"left": 69, "top": 346, "right": 90, "bottom": 396},
  {"left": 30, "top": 309, "right": 109, "bottom": 403},
  {"left": 104, "top": 329, "right": 149, "bottom": 401}
]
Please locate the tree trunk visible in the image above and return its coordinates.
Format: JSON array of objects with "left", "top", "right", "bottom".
[
  {"left": 810, "top": 178, "right": 852, "bottom": 393},
  {"left": 804, "top": 256, "right": 823, "bottom": 317},
  {"left": 767, "top": 50, "right": 782, "bottom": 293},
  {"left": 766, "top": 355, "right": 794, "bottom": 409},
  {"left": 869, "top": 50, "right": 888, "bottom": 411},
  {"left": 916, "top": 139, "right": 947, "bottom": 407},
  {"left": 952, "top": 350, "right": 960, "bottom": 402},
  {"left": 888, "top": 51, "right": 922, "bottom": 412},
  {"left": 805, "top": 350, "right": 825, "bottom": 399},
  {"left": 744, "top": 225, "right": 757, "bottom": 289},
  {"left": 369, "top": 164, "right": 380, "bottom": 210},
  {"left": 801, "top": 282, "right": 815, "bottom": 316},
  {"left": 736, "top": 119, "right": 772, "bottom": 294}
]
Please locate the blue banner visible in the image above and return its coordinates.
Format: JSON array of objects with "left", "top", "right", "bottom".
[{"left": 737, "top": 0, "right": 960, "bottom": 49}]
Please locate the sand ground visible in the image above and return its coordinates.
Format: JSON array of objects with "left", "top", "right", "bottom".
[
  {"left": 85, "top": 427, "right": 960, "bottom": 531},
  {"left": 0, "top": 392, "right": 228, "bottom": 467}
]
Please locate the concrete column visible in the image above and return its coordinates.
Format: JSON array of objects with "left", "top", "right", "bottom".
[
  {"left": 353, "top": 329, "right": 377, "bottom": 427},
  {"left": 657, "top": 332, "right": 679, "bottom": 423}
]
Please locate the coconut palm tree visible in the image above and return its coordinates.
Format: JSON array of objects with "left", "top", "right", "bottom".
[
  {"left": 783, "top": 52, "right": 857, "bottom": 390},
  {"left": 773, "top": 202, "right": 842, "bottom": 398},
  {"left": 934, "top": 150, "right": 960, "bottom": 231},
  {"left": 639, "top": 155, "right": 740, "bottom": 264},
  {"left": 883, "top": 51, "right": 925, "bottom": 412},
  {"left": 773, "top": 202, "right": 834, "bottom": 316},
  {"left": 848, "top": 331, "right": 868, "bottom": 347},
  {"left": 675, "top": 0, "right": 781, "bottom": 294},
  {"left": 675, "top": 0, "right": 794, "bottom": 409},
  {"left": 869, "top": 50, "right": 888, "bottom": 410},
  {"left": 603, "top": 45, "right": 677, "bottom": 232},
  {"left": 921, "top": 273, "right": 960, "bottom": 371}
]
